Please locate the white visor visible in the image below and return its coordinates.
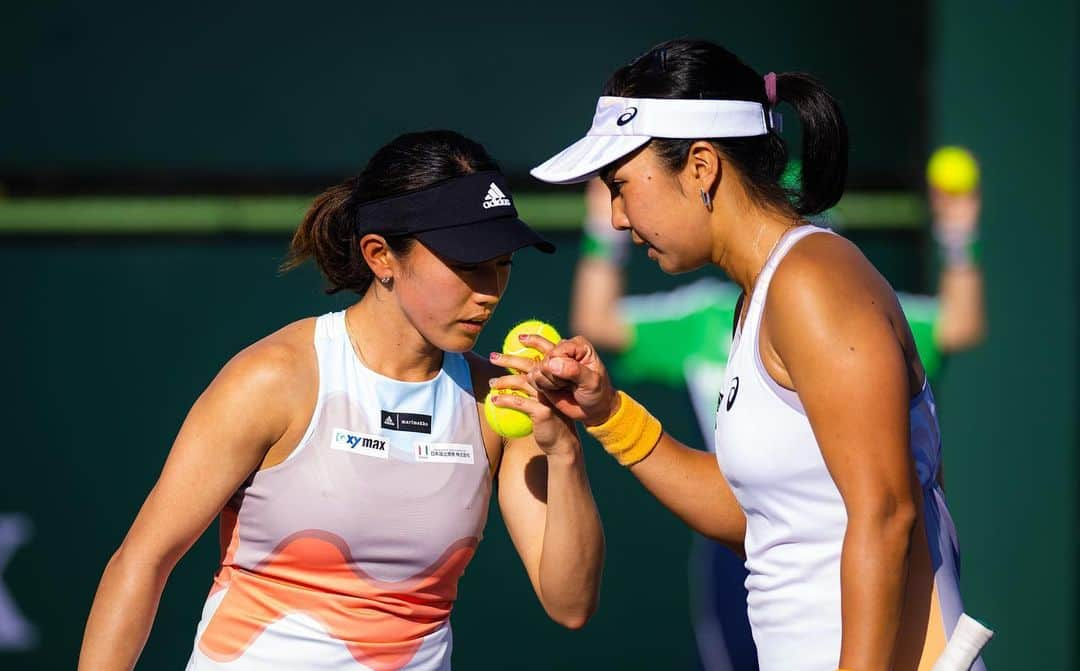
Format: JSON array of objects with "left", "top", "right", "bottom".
[{"left": 531, "top": 96, "right": 779, "bottom": 184}]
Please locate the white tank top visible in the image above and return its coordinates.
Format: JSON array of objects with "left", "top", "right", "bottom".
[
  {"left": 714, "top": 225, "right": 983, "bottom": 671},
  {"left": 186, "top": 311, "right": 491, "bottom": 671}
]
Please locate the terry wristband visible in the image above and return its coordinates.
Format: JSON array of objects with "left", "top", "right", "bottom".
[{"left": 585, "top": 391, "right": 663, "bottom": 466}]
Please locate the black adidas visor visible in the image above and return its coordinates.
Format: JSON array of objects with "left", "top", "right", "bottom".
[{"left": 352, "top": 171, "right": 555, "bottom": 263}]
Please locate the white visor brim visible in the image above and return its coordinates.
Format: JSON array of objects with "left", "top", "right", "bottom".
[
  {"left": 531, "top": 96, "right": 776, "bottom": 184},
  {"left": 530, "top": 134, "right": 652, "bottom": 185}
]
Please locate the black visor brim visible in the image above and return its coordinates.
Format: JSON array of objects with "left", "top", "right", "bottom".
[{"left": 415, "top": 217, "right": 555, "bottom": 264}]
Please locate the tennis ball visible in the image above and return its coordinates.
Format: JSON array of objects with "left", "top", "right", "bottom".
[
  {"left": 927, "top": 146, "right": 979, "bottom": 193},
  {"left": 502, "top": 320, "right": 561, "bottom": 372},
  {"left": 484, "top": 389, "right": 533, "bottom": 438}
]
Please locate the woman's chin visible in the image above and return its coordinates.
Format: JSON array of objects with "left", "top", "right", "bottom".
[
  {"left": 647, "top": 246, "right": 672, "bottom": 270},
  {"left": 442, "top": 330, "right": 482, "bottom": 354},
  {"left": 654, "top": 253, "right": 705, "bottom": 275}
]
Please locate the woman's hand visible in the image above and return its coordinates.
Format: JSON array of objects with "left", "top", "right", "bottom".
[
  {"left": 496, "top": 334, "right": 620, "bottom": 426},
  {"left": 929, "top": 186, "right": 980, "bottom": 242},
  {"left": 488, "top": 343, "right": 578, "bottom": 457}
]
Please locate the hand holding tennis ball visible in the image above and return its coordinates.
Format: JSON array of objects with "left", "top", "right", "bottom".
[
  {"left": 501, "top": 320, "right": 562, "bottom": 372},
  {"left": 927, "top": 146, "right": 981, "bottom": 239},
  {"left": 484, "top": 390, "right": 533, "bottom": 438},
  {"left": 927, "top": 146, "right": 979, "bottom": 194},
  {"left": 485, "top": 320, "right": 562, "bottom": 438}
]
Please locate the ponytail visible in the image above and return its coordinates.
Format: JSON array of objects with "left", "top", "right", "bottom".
[
  {"left": 281, "top": 179, "right": 383, "bottom": 295},
  {"left": 775, "top": 72, "right": 848, "bottom": 216}
]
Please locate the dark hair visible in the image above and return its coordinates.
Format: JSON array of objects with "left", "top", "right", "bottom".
[
  {"left": 282, "top": 130, "right": 501, "bottom": 294},
  {"left": 602, "top": 39, "right": 848, "bottom": 216}
]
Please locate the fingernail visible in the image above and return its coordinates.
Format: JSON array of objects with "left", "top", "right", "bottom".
[
  {"left": 489, "top": 352, "right": 500, "bottom": 361},
  {"left": 519, "top": 334, "right": 528, "bottom": 341},
  {"left": 488, "top": 378, "right": 498, "bottom": 388},
  {"left": 550, "top": 359, "right": 565, "bottom": 374}
]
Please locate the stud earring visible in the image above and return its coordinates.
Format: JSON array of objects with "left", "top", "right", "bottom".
[{"left": 379, "top": 276, "right": 391, "bottom": 285}]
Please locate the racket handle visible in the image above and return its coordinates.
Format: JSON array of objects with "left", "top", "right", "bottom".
[{"left": 931, "top": 613, "right": 993, "bottom": 671}]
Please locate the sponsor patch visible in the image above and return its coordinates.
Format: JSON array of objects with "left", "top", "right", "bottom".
[
  {"left": 330, "top": 428, "right": 389, "bottom": 459},
  {"left": 414, "top": 442, "right": 475, "bottom": 465},
  {"left": 381, "top": 411, "right": 433, "bottom": 434}
]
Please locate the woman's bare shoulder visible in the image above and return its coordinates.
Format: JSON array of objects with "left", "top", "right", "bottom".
[
  {"left": 217, "top": 317, "right": 320, "bottom": 396},
  {"left": 771, "top": 232, "right": 894, "bottom": 311}
]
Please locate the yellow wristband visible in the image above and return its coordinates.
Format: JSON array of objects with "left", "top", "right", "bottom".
[{"left": 585, "top": 391, "right": 663, "bottom": 466}]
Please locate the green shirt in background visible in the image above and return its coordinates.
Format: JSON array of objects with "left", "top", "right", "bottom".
[{"left": 614, "top": 277, "right": 943, "bottom": 450}]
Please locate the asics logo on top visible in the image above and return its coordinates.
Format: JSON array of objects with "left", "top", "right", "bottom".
[
  {"left": 616, "top": 107, "right": 638, "bottom": 126},
  {"left": 725, "top": 377, "right": 740, "bottom": 411},
  {"left": 482, "top": 183, "right": 511, "bottom": 209}
]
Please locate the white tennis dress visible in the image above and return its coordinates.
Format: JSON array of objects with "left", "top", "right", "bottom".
[{"left": 714, "top": 225, "right": 984, "bottom": 671}]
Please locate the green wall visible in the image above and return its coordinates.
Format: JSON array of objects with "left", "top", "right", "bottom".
[
  {"left": 931, "top": 0, "right": 1078, "bottom": 668},
  {"left": 1, "top": 2, "right": 925, "bottom": 183}
]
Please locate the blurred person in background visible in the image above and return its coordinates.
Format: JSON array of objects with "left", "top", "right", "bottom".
[
  {"left": 570, "top": 162, "right": 983, "bottom": 670},
  {"left": 518, "top": 38, "right": 987, "bottom": 670},
  {"left": 78, "top": 131, "right": 604, "bottom": 671}
]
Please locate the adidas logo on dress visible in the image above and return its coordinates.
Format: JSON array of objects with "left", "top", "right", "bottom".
[{"left": 482, "top": 183, "right": 511, "bottom": 209}]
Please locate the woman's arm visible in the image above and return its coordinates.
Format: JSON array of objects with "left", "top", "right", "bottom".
[
  {"left": 496, "top": 434, "right": 604, "bottom": 629},
  {"left": 480, "top": 354, "right": 603, "bottom": 629},
  {"left": 570, "top": 178, "right": 632, "bottom": 350},
  {"left": 766, "top": 236, "right": 920, "bottom": 671},
  {"left": 623, "top": 432, "right": 746, "bottom": 549},
  {"left": 78, "top": 337, "right": 311, "bottom": 670},
  {"left": 501, "top": 336, "right": 746, "bottom": 548},
  {"left": 930, "top": 187, "right": 985, "bottom": 352}
]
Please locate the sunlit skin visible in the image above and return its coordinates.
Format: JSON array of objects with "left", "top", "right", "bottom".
[
  {"left": 352, "top": 234, "right": 514, "bottom": 380},
  {"left": 78, "top": 234, "right": 604, "bottom": 671},
  {"left": 601, "top": 143, "right": 800, "bottom": 286},
  {"left": 496, "top": 141, "right": 940, "bottom": 670}
]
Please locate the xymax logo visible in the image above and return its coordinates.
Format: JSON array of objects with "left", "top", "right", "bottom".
[
  {"left": 330, "top": 428, "right": 390, "bottom": 460},
  {"left": 335, "top": 432, "right": 387, "bottom": 452},
  {"left": 0, "top": 513, "right": 37, "bottom": 651}
]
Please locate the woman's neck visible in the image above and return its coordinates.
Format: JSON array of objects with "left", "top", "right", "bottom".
[
  {"left": 711, "top": 192, "right": 800, "bottom": 296},
  {"left": 345, "top": 293, "right": 444, "bottom": 382}
]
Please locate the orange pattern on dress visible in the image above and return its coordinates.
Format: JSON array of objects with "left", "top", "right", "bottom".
[
  {"left": 209, "top": 505, "right": 241, "bottom": 596},
  {"left": 915, "top": 581, "right": 948, "bottom": 671},
  {"left": 199, "top": 530, "right": 477, "bottom": 671}
]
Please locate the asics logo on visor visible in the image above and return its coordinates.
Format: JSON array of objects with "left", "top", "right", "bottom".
[
  {"left": 483, "top": 182, "right": 511, "bottom": 209},
  {"left": 616, "top": 107, "right": 638, "bottom": 126}
]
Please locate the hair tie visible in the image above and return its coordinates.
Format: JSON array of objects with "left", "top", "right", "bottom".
[{"left": 763, "top": 72, "right": 778, "bottom": 105}]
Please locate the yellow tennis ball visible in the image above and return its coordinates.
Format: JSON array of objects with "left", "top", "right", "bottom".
[
  {"left": 502, "top": 320, "right": 562, "bottom": 369},
  {"left": 927, "top": 146, "right": 979, "bottom": 193},
  {"left": 484, "top": 389, "right": 533, "bottom": 438}
]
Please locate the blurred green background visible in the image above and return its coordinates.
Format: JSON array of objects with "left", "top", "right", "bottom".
[
  {"left": 1, "top": 2, "right": 926, "bottom": 184},
  {"left": 0, "top": 1, "right": 1076, "bottom": 669}
]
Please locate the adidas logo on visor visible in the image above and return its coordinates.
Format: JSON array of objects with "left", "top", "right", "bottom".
[{"left": 482, "top": 183, "right": 512, "bottom": 209}]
